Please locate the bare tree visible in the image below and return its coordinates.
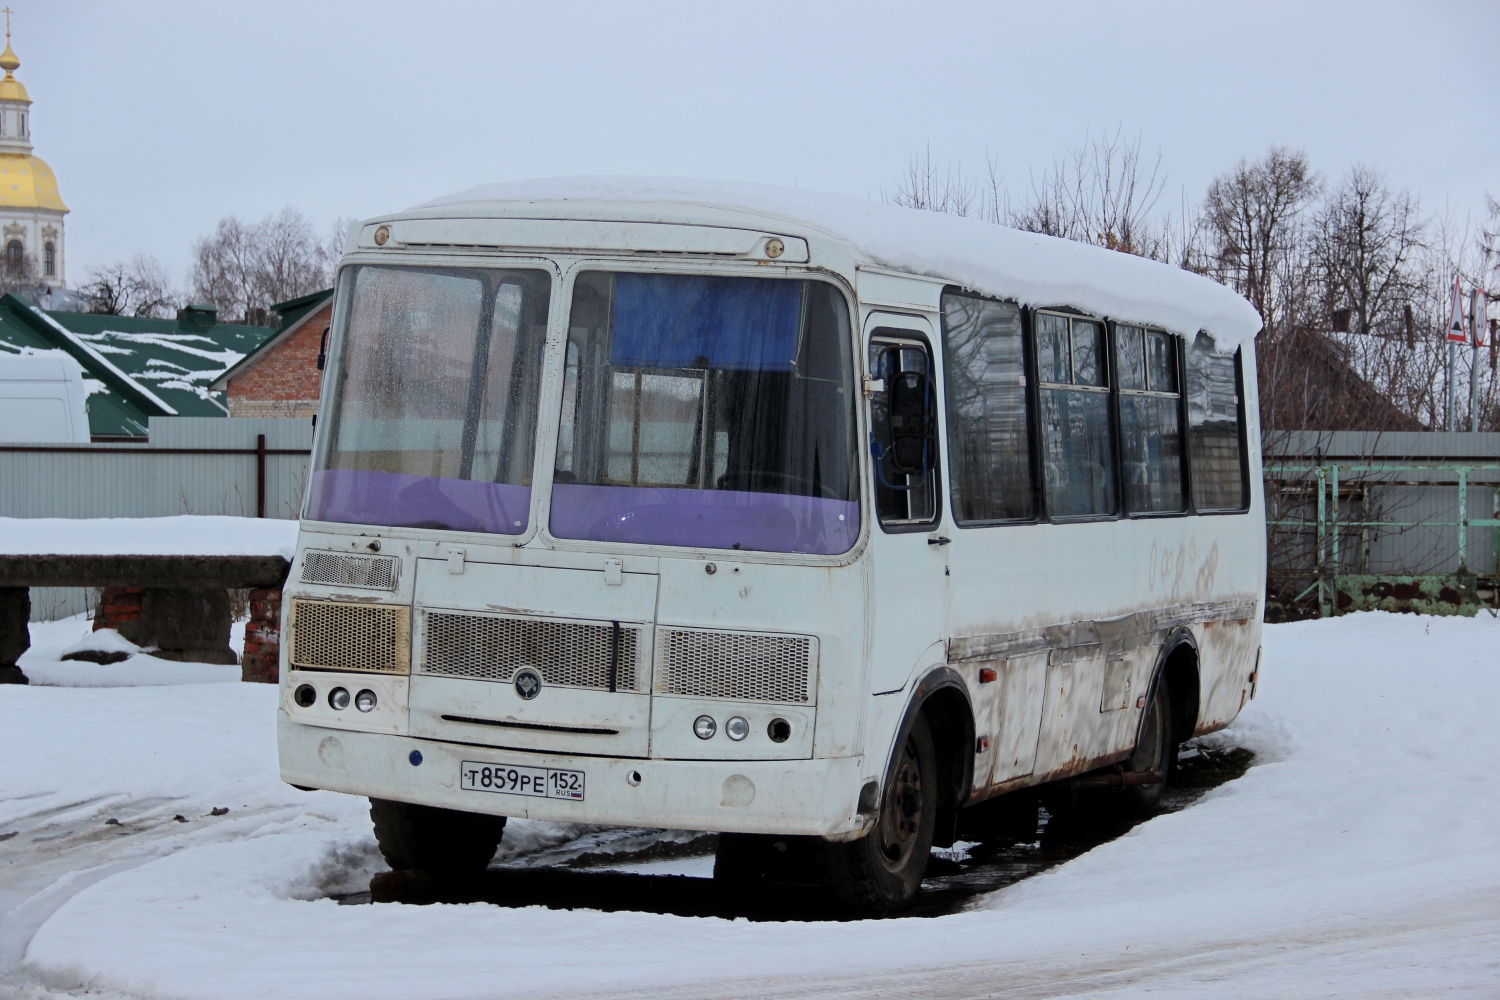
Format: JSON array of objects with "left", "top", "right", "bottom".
[
  {"left": 1201, "top": 147, "right": 1321, "bottom": 334},
  {"left": 189, "top": 208, "right": 336, "bottom": 321},
  {"left": 1313, "top": 167, "right": 1426, "bottom": 338},
  {"left": 321, "top": 216, "right": 358, "bottom": 279},
  {"left": 189, "top": 216, "right": 261, "bottom": 319},
  {"left": 81, "top": 255, "right": 177, "bottom": 317},
  {"left": 1009, "top": 127, "right": 1170, "bottom": 259},
  {"left": 255, "top": 207, "right": 328, "bottom": 307},
  {"left": 0, "top": 250, "right": 42, "bottom": 299},
  {"left": 886, "top": 144, "right": 995, "bottom": 221}
]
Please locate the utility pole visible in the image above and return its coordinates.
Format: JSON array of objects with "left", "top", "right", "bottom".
[
  {"left": 1472, "top": 288, "right": 1489, "bottom": 431},
  {"left": 1446, "top": 275, "right": 1467, "bottom": 430}
]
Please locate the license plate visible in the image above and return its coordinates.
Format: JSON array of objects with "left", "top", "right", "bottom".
[{"left": 459, "top": 760, "right": 585, "bottom": 801}]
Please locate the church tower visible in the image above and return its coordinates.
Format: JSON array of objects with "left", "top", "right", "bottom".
[{"left": 0, "top": 12, "right": 67, "bottom": 288}]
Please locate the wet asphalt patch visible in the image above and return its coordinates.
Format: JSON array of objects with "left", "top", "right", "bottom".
[{"left": 333, "top": 745, "right": 1253, "bottom": 920}]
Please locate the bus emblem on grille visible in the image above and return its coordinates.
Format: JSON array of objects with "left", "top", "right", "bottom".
[{"left": 514, "top": 668, "right": 542, "bottom": 700}]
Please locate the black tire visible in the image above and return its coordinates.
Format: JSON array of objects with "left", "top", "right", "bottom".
[
  {"left": 822, "top": 715, "right": 937, "bottom": 913},
  {"left": 368, "top": 798, "right": 506, "bottom": 878},
  {"left": 1122, "top": 678, "right": 1173, "bottom": 816}
]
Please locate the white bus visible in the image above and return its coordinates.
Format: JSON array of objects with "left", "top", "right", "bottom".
[{"left": 278, "top": 179, "right": 1265, "bottom": 912}]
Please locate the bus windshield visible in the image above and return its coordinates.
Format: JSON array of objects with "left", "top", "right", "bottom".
[
  {"left": 306, "top": 264, "right": 552, "bottom": 534},
  {"left": 552, "top": 271, "right": 859, "bottom": 554}
]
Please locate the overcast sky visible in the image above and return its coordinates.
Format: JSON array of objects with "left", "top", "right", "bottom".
[{"left": 20, "top": 1, "right": 1500, "bottom": 287}]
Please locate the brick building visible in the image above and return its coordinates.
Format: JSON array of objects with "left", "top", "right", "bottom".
[{"left": 210, "top": 289, "right": 333, "bottom": 418}]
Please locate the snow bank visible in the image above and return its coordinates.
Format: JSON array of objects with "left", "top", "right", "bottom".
[
  {"left": 18, "top": 613, "right": 1500, "bottom": 997},
  {"left": 20, "top": 615, "right": 243, "bottom": 687},
  {"left": 0, "top": 515, "right": 298, "bottom": 558},
  {"left": 421, "top": 177, "right": 1263, "bottom": 351}
]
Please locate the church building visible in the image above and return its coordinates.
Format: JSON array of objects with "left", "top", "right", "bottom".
[{"left": 0, "top": 20, "right": 66, "bottom": 288}]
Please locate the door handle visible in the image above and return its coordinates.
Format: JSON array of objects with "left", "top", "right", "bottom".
[{"left": 927, "top": 536, "right": 951, "bottom": 546}]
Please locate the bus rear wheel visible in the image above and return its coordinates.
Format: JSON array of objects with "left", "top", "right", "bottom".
[
  {"left": 369, "top": 798, "right": 506, "bottom": 879},
  {"left": 822, "top": 715, "right": 937, "bottom": 913},
  {"left": 1122, "top": 680, "right": 1173, "bottom": 816}
]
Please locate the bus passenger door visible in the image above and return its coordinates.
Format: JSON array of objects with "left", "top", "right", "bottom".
[{"left": 864, "top": 319, "right": 949, "bottom": 696}]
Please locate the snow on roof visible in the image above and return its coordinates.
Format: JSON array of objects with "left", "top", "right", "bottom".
[
  {"left": 421, "top": 177, "right": 1264, "bottom": 351},
  {"left": 22, "top": 304, "right": 179, "bottom": 415}
]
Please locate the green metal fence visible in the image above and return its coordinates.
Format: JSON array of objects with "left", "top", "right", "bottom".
[{"left": 1264, "top": 463, "right": 1500, "bottom": 618}]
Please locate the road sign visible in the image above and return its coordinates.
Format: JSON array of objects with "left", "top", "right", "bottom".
[
  {"left": 1474, "top": 287, "right": 1489, "bottom": 348},
  {"left": 1448, "top": 275, "right": 1468, "bottom": 343}
]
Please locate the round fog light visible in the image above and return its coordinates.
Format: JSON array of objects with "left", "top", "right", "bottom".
[
  {"left": 328, "top": 687, "right": 351, "bottom": 711},
  {"left": 725, "top": 716, "right": 749, "bottom": 741},
  {"left": 293, "top": 684, "right": 316, "bottom": 708},
  {"left": 693, "top": 715, "right": 717, "bottom": 740},
  {"left": 767, "top": 717, "right": 791, "bottom": 743},
  {"left": 355, "top": 689, "right": 377, "bottom": 713}
]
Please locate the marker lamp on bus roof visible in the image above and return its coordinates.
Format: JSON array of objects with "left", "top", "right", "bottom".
[
  {"left": 693, "top": 715, "right": 717, "bottom": 740},
  {"left": 355, "top": 689, "right": 377, "bottom": 713},
  {"left": 725, "top": 716, "right": 749, "bottom": 741}
]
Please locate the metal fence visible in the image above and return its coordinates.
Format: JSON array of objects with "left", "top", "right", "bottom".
[
  {"left": 1264, "top": 432, "right": 1500, "bottom": 618},
  {"left": 2, "top": 417, "right": 313, "bottom": 620},
  {"left": 0, "top": 417, "right": 313, "bottom": 519}
]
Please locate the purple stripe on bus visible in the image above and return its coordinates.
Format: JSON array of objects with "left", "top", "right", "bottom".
[
  {"left": 305, "top": 470, "right": 531, "bottom": 535},
  {"left": 548, "top": 483, "right": 859, "bottom": 555}
]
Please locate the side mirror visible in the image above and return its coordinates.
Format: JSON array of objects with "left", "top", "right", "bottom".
[
  {"left": 886, "top": 369, "right": 934, "bottom": 475},
  {"left": 316, "top": 329, "right": 329, "bottom": 371}
]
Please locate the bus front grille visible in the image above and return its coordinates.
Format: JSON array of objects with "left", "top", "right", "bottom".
[
  {"left": 421, "top": 611, "right": 643, "bottom": 693},
  {"left": 299, "top": 550, "right": 400, "bottom": 591},
  {"left": 288, "top": 599, "right": 410, "bottom": 673},
  {"left": 654, "top": 628, "right": 815, "bottom": 703}
]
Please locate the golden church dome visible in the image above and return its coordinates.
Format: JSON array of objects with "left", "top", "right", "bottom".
[
  {"left": 0, "top": 152, "right": 67, "bottom": 211},
  {"left": 0, "top": 42, "right": 27, "bottom": 103}
]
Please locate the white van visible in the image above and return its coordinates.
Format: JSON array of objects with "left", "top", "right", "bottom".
[
  {"left": 0, "top": 351, "right": 90, "bottom": 443},
  {"left": 278, "top": 179, "right": 1266, "bottom": 911}
]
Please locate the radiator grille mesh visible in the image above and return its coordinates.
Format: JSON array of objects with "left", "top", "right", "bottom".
[
  {"left": 299, "top": 550, "right": 399, "bottom": 590},
  {"left": 289, "top": 599, "right": 410, "bottom": 673},
  {"left": 422, "top": 611, "right": 642, "bottom": 692},
  {"left": 655, "top": 628, "right": 814, "bottom": 703}
]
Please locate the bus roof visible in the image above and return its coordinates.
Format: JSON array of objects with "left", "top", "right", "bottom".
[{"left": 413, "top": 177, "right": 1263, "bottom": 352}]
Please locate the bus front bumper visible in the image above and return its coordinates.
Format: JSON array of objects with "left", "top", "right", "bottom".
[{"left": 278, "top": 711, "right": 874, "bottom": 840}]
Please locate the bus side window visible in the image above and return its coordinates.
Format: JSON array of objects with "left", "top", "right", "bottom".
[
  {"left": 1186, "top": 335, "right": 1248, "bottom": 512},
  {"left": 940, "top": 292, "right": 1035, "bottom": 523},
  {"left": 1036, "top": 312, "right": 1117, "bottom": 518},
  {"left": 869, "top": 335, "right": 939, "bottom": 526},
  {"left": 1116, "top": 325, "right": 1185, "bottom": 514}
]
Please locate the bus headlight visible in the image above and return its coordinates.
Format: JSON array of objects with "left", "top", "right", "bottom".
[
  {"left": 355, "top": 689, "right": 377, "bottom": 713},
  {"left": 693, "top": 715, "right": 717, "bottom": 740},
  {"left": 725, "top": 716, "right": 749, "bottom": 741},
  {"left": 328, "top": 687, "right": 351, "bottom": 711}
]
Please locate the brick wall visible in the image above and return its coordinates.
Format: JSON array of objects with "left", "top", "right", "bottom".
[
  {"left": 241, "top": 587, "right": 282, "bottom": 683},
  {"left": 225, "top": 302, "right": 331, "bottom": 419},
  {"left": 94, "top": 586, "right": 144, "bottom": 631}
]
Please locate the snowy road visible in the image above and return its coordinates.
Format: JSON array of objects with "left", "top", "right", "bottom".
[{"left": 3, "top": 612, "right": 1499, "bottom": 998}]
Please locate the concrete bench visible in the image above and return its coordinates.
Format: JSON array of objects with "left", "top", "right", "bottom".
[{"left": 0, "top": 517, "right": 297, "bottom": 685}]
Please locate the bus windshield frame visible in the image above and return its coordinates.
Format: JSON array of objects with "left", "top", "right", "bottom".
[{"left": 307, "top": 260, "right": 861, "bottom": 556}]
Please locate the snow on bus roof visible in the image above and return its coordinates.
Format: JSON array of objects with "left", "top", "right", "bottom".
[{"left": 421, "top": 177, "right": 1263, "bottom": 351}]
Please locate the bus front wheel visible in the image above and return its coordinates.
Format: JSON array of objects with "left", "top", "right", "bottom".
[
  {"left": 822, "top": 714, "right": 937, "bottom": 913},
  {"left": 369, "top": 798, "right": 506, "bottom": 879}
]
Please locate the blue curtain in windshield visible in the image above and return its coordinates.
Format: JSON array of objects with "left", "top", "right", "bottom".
[{"left": 608, "top": 273, "right": 803, "bottom": 371}]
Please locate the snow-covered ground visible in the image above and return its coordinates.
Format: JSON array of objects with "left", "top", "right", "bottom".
[{"left": 2, "top": 612, "right": 1498, "bottom": 998}]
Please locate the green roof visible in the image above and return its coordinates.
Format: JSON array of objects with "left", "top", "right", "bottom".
[
  {"left": 0, "top": 294, "right": 275, "bottom": 437},
  {"left": 272, "top": 288, "right": 334, "bottom": 334}
]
